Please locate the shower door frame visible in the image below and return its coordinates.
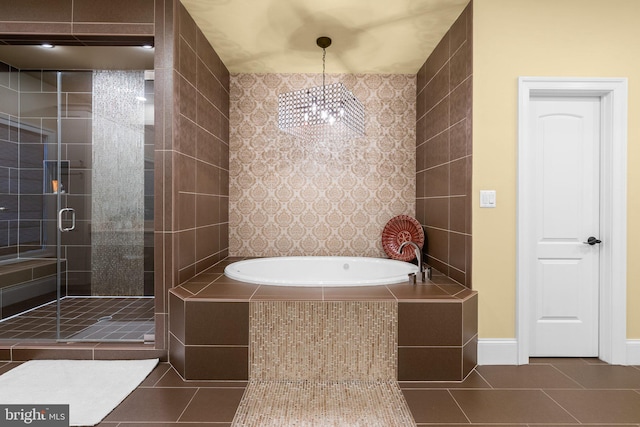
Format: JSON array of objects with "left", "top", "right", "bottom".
[{"left": 55, "top": 70, "right": 63, "bottom": 340}]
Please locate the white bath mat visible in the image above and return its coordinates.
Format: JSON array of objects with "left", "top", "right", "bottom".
[{"left": 0, "top": 358, "right": 158, "bottom": 426}]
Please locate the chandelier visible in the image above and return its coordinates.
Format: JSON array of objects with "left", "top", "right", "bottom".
[{"left": 278, "top": 36, "right": 365, "bottom": 140}]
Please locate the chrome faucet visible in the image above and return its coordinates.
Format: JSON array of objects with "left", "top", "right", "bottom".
[{"left": 399, "top": 240, "right": 427, "bottom": 283}]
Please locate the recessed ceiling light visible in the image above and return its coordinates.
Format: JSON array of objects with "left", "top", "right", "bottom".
[
  {"left": 141, "top": 44, "right": 153, "bottom": 49},
  {"left": 136, "top": 96, "right": 147, "bottom": 102},
  {"left": 41, "top": 43, "right": 54, "bottom": 49}
]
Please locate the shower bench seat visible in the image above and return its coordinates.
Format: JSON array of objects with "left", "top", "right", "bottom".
[{"left": 0, "top": 258, "right": 65, "bottom": 321}]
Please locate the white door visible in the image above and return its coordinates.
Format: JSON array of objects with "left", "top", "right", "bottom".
[{"left": 529, "top": 96, "right": 601, "bottom": 357}]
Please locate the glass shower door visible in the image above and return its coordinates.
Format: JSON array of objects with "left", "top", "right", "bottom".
[
  {"left": 0, "top": 49, "right": 154, "bottom": 342},
  {"left": 56, "top": 69, "right": 154, "bottom": 342}
]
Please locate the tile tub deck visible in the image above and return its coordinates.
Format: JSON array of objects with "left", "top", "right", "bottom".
[{"left": 169, "top": 258, "right": 478, "bottom": 382}]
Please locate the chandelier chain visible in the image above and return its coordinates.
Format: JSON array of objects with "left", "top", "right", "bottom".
[{"left": 322, "top": 47, "right": 326, "bottom": 103}]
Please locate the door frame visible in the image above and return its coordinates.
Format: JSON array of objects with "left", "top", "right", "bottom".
[{"left": 517, "top": 77, "right": 628, "bottom": 365}]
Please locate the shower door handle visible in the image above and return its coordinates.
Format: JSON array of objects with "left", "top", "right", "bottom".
[{"left": 57, "top": 208, "right": 76, "bottom": 232}]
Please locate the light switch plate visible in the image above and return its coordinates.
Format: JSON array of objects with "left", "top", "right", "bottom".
[{"left": 480, "top": 190, "right": 496, "bottom": 208}]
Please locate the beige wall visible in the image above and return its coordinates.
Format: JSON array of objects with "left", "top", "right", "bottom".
[
  {"left": 229, "top": 73, "right": 416, "bottom": 257},
  {"left": 473, "top": 0, "right": 640, "bottom": 339}
]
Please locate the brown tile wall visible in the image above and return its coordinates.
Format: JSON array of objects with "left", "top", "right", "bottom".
[
  {"left": 1, "top": 71, "right": 52, "bottom": 257},
  {"left": 416, "top": 2, "right": 473, "bottom": 287},
  {"left": 154, "top": 0, "right": 173, "bottom": 352},
  {"left": 0, "top": 0, "right": 154, "bottom": 43},
  {"left": 172, "top": 2, "right": 229, "bottom": 282},
  {"left": 155, "top": 0, "right": 230, "bottom": 352}
]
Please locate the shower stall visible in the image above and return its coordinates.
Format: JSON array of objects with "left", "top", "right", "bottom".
[{"left": 0, "top": 47, "right": 154, "bottom": 342}]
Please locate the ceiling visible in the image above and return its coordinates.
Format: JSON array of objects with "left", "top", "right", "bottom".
[{"left": 181, "top": 0, "right": 469, "bottom": 74}]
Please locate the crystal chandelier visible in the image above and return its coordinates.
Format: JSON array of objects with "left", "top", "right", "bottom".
[{"left": 278, "top": 36, "right": 365, "bottom": 140}]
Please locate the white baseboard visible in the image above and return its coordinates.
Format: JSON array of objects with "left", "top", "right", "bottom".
[
  {"left": 627, "top": 339, "right": 640, "bottom": 365},
  {"left": 478, "top": 338, "right": 640, "bottom": 365},
  {"left": 477, "top": 339, "right": 519, "bottom": 365}
]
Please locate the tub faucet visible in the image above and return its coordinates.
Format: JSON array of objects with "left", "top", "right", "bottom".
[{"left": 398, "top": 241, "right": 427, "bottom": 283}]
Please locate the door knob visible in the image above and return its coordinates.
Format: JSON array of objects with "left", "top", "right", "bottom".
[{"left": 583, "top": 236, "right": 602, "bottom": 245}]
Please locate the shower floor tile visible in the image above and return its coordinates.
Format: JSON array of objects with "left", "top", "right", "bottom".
[
  {"left": 70, "top": 320, "right": 155, "bottom": 340},
  {"left": 0, "top": 297, "right": 154, "bottom": 342}
]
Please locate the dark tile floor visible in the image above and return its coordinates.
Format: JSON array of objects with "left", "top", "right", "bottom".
[
  {"left": 0, "top": 357, "right": 638, "bottom": 425},
  {"left": 0, "top": 357, "right": 621, "bottom": 426}
]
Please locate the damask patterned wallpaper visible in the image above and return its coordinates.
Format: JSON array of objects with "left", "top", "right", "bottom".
[{"left": 229, "top": 73, "right": 416, "bottom": 257}]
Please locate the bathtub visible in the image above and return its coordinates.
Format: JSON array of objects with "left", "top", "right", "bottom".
[{"left": 223, "top": 256, "right": 418, "bottom": 287}]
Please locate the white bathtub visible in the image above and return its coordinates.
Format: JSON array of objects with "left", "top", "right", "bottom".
[{"left": 223, "top": 256, "right": 418, "bottom": 287}]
